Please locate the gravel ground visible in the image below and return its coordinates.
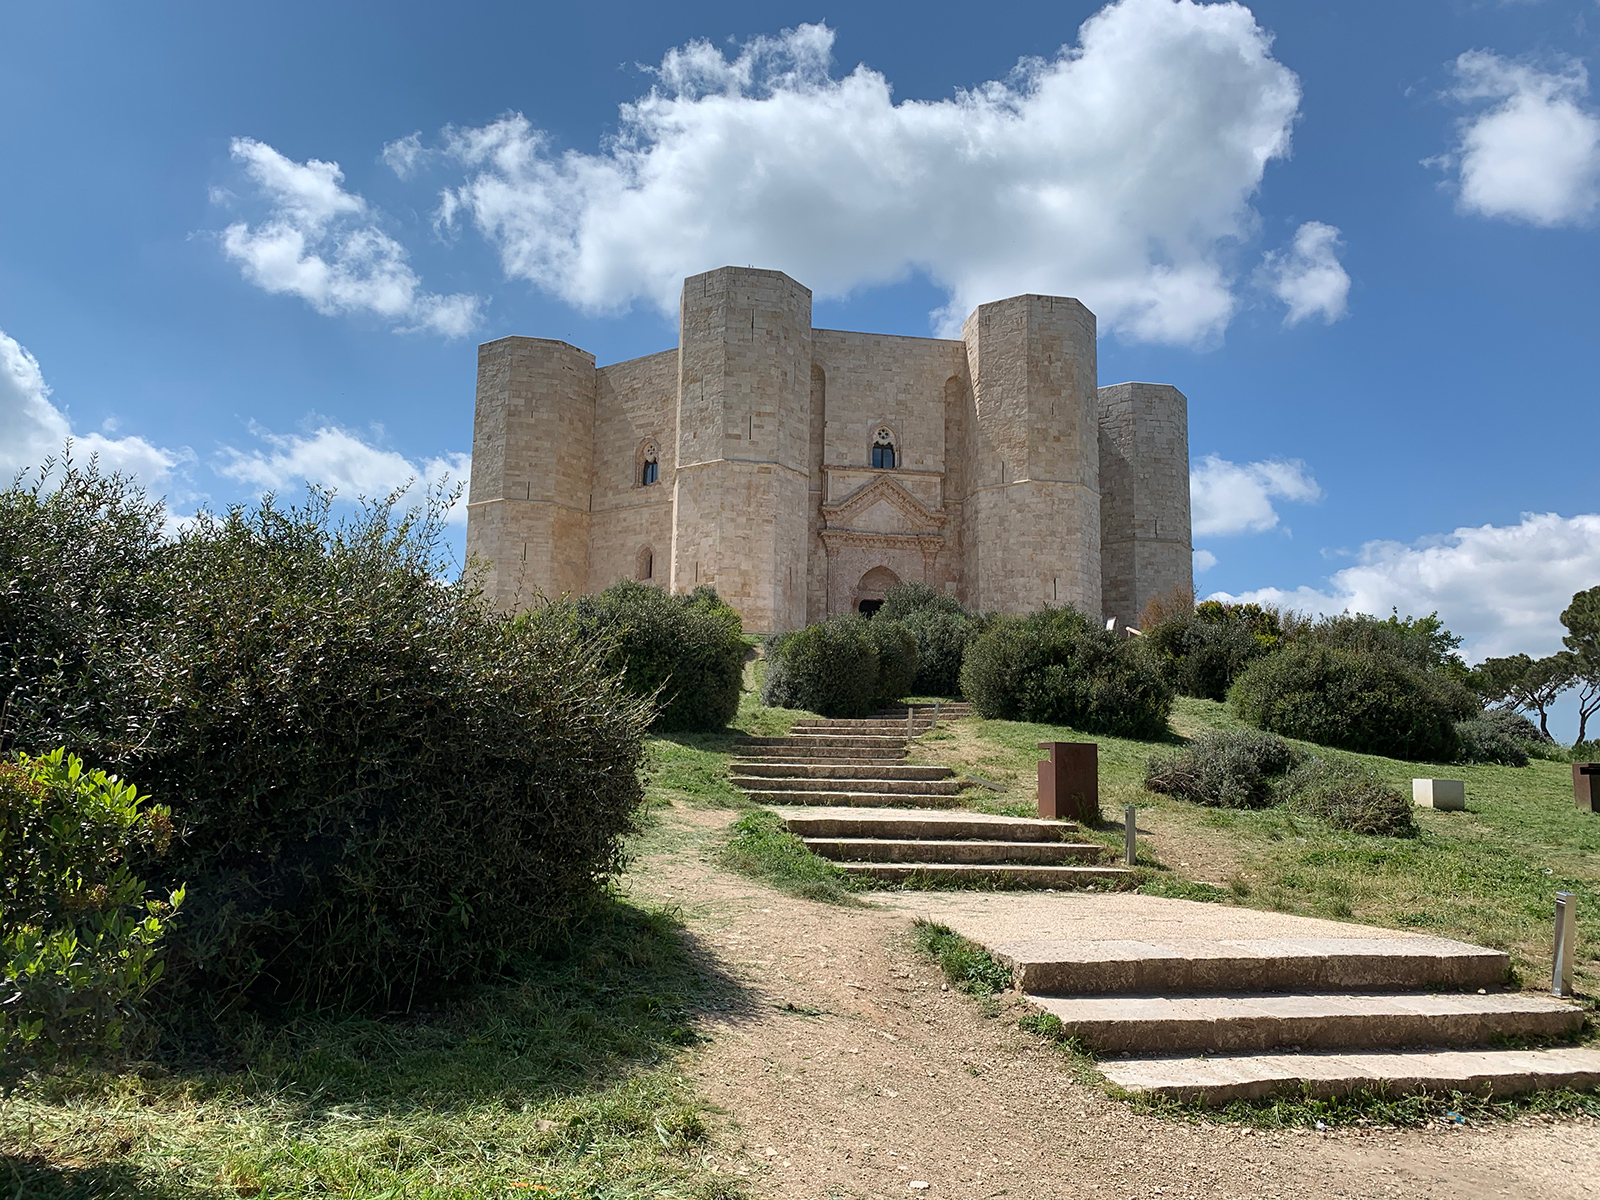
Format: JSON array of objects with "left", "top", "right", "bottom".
[{"left": 628, "top": 804, "right": 1600, "bottom": 1200}]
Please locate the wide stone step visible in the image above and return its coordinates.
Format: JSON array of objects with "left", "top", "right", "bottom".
[
  {"left": 739, "top": 735, "right": 908, "bottom": 749},
  {"left": 837, "top": 862, "right": 1132, "bottom": 886},
  {"left": 807, "top": 837, "right": 1103, "bottom": 865},
  {"left": 734, "top": 746, "right": 909, "bottom": 760},
  {"left": 993, "top": 937, "right": 1511, "bottom": 996},
  {"left": 732, "top": 762, "right": 954, "bottom": 781},
  {"left": 1028, "top": 991, "right": 1583, "bottom": 1055},
  {"left": 738, "top": 789, "right": 965, "bottom": 809},
  {"left": 774, "top": 806, "right": 1078, "bottom": 841},
  {"left": 792, "top": 719, "right": 934, "bottom": 731},
  {"left": 732, "top": 775, "right": 963, "bottom": 796},
  {"left": 1100, "top": 1046, "right": 1600, "bottom": 1105}
]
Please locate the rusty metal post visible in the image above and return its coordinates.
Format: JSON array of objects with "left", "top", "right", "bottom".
[{"left": 1036, "top": 742, "right": 1099, "bottom": 823}]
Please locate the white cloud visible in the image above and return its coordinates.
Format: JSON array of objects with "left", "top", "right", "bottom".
[
  {"left": 1258, "top": 221, "right": 1350, "bottom": 325},
  {"left": 435, "top": 1, "right": 1308, "bottom": 345},
  {"left": 1190, "top": 454, "right": 1322, "bottom": 537},
  {"left": 381, "top": 132, "right": 430, "bottom": 180},
  {"left": 0, "top": 327, "right": 186, "bottom": 487},
  {"left": 218, "top": 138, "right": 482, "bottom": 337},
  {"left": 1193, "top": 548, "right": 1219, "bottom": 573},
  {"left": 1444, "top": 51, "right": 1600, "bottom": 226},
  {"left": 216, "top": 423, "right": 471, "bottom": 524},
  {"left": 1213, "top": 513, "right": 1600, "bottom": 660}
]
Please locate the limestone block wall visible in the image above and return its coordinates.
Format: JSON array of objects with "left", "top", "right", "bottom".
[
  {"left": 1098, "top": 381, "right": 1192, "bottom": 627},
  {"left": 466, "top": 337, "right": 595, "bottom": 609},
  {"left": 960, "top": 295, "right": 1101, "bottom": 615},
  {"left": 589, "top": 349, "right": 677, "bottom": 591},
  {"left": 672, "top": 267, "right": 813, "bottom": 633}
]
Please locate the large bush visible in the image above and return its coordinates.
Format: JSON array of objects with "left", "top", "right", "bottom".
[
  {"left": 1144, "top": 729, "right": 1299, "bottom": 809},
  {"left": 861, "top": 617, "right": 918, "bottom": 705},
  {"left": 880, "top": 582, "right": 979, "bottom": 697},
  {"left": 761, "top": 617, "right": 880, "bottom": 718},
  {"left": 1, "top": 749, "right": 182, "bottom": 1072},
  {"left": 959, "top": 607, "right": 1173, "bottom": 738},
  {"left": 1454, "top": 708, "right": 1547, "bottom": 767},
  {"left": 1142, "top": 600, "right": 1280, "bottom": 702},
  {"left": 574, "top": 581, "right": 745, "bottom": 732},
  {"left": 0, "top": 461, "right": 652, "bottom": 1010},
  {"left": 1230, "top": 639, "right": 1475, "bottom": 762}
]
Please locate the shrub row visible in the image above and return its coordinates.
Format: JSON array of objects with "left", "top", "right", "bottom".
[{"left": 761, "top": 614, "right": 919, "bottom": 718}]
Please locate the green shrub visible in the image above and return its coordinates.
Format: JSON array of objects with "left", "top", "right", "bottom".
[
  {"left": 574, "top": 582, "right": 746, "bottom": 732},
  {"left": 899, "top": 609, "right": 978, "bottom": 697},
  {"left": 959, "top": 607, "right": 1173, "bottom": 738},
  {"left": 1230, "top": 641, "right": 1472, "bottom": 762},
  {"left": 1142, "top": 601, "right": 1279, "bottom": 701},
  {"left": 761, "top": 616, "right": 880, "bottom": 718},
  {"left": 1278, "top": 758, "right": 1415, "bottom": 836},
  {"left": 861, "top": 618, "right": 918, "bottom": 705},
  {"left": 0, "top": 461, "right": 652, "bottom": 1010},
  {"left": 879, "top": 581, "right": 964, "bottom": 622},
  {"left": 1144, "top": 729, "right": 1300, "bottom": 809},
  {"left": 718, "top": 811, "right": 856, "bottom": 904},
  {"left": 1, "top": 749, "right": 182, "bottom": 1073},
  {"left": 1454, "top": 709, "right": 1546, "bottom": 767}
]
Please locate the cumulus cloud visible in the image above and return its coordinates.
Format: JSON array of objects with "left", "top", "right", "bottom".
[
  {"left": 1212, "top": 513, "right": 1600, "bottom": 660},
  {"left": 1258, "top": 221, "right": 1350, "bottom": 325},
  {"left": 1443, "top": 51, "right": 1600, "bottom": 226},
  {"left": 381, "top": 132, "right": 430, "bottom": 180},
  {"left": 0, "top": 327, "right": 186, "bottom": 486},
  {"left": 216, "top": 423, "right": 472, "bottom": 524},
  {"left": 218, "top": 138, "right": 482, "bottom": 336},
  {"left": 1193, "top": 549, "right": 1219, "bottom": 573},
  {"left": 1190, "top": 455, "right": 1322, "bottom": 537},
  {"left": 434, "top": 1, "right": 1307, "bottom": 344}
]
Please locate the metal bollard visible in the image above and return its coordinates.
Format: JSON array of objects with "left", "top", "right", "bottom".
[
  {"left": 931, "top": 700, "right": 940, "bottom": 731},
  {"left": 1553, "top": 892, "right": 1577, "bottom": 998},
  {"left": 1124, "top": 805, "right": 1137, "bottom": 867},
  {"left": 907, "top": 708, "right": 915, "bottom": 739}
]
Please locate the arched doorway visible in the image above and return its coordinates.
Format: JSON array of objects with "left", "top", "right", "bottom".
[{"left": 855, "top": 565, "right": 901, "bottom": 616}]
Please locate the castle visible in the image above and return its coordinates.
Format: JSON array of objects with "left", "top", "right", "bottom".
[{"left": 466, "top": 267, "right": 1192, "bottom": 634}]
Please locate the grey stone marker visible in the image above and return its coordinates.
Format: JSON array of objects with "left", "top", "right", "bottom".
[
  {"left": 1553, "top": 892, "right": 1577, "bottom": 998},
  {"left": 1413, "top": 779, "right": 1465, "bottom": 811}
]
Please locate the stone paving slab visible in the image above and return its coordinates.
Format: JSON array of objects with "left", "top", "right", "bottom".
[
  {"left": 805, "top": 836, "right": 1102, "bottom": 865},
  {"left": 838, "top": 862, "right": 1132, "bottom": 886},
  {"left": 1101, "top": 1046, "right": 1600, "bottom": 1103},
  {"left": 1028, "top": 990, "right": 1582, "bottom": 1053}
]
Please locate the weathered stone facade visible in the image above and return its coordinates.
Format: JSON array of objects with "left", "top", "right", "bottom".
[{"left": 467, "top": 267, "right": 1192, "bottom": 633}]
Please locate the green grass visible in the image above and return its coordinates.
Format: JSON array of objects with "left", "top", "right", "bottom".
[
  {"left": 0, "top": 900, "right": 746, "bottom": 1200},
  {"left": 910, "top": 920, "right": 1011, "bottom": 1000},
  {"left": 716, "top": 811, "right": 860, "bottom": 905}
]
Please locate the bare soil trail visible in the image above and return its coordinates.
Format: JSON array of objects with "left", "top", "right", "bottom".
[{"left": 628, "top": 803, "right": 1600, "bottom": 1200}]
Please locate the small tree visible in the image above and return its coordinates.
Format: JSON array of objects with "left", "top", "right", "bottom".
[
  {"left": 1472, "top": 653, "right": 1576, "bottom": 739},
  {"left": 1561, "top": 586, "right": 1600, "bottom": 743}
]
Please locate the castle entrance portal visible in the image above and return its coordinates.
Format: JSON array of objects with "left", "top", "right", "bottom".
[{"left": 854, "top": 566, "right": 901, "bottom": 616}]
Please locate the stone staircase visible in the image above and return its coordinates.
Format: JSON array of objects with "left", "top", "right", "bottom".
[
  {"left": 994, "top": 935, "right": 1600, "bottom": 1103},
  {"left": 731, "top": 703, "right": 1131, "bottom": 887}
]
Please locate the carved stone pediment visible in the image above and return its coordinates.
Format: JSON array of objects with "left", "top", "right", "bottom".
[{"left": 820, "top": 476, "right": 946, "bottom": 536}]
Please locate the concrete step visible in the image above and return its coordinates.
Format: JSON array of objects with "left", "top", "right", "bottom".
[
  {"left": 1100, "top": 1046, "right": 1600, "bottom": 1105},
  {"left": 773, "top": 806, "right": 1078, "bottom": 842},
  {"left": 836, "top": 862, "right": 1132, "bottom": 886},
  {"left": 792, "top": 719, "right": 935, "bottom": 730},
  {"left": 1028, "top": 991, "right": 1583, "bottom": 1055},
  {"left": 993, "top": 937, "right": 1512, "bottom": 996},
  {"left": 732, "top": 762, "right": 954, "bottom": 781},
  {"left": 739, "top": 735, "right": 909, "bottom": 749},
  {"left": 738, "top": 789, "right": 965, "bottom": 809},
  {"left": 807, "top": 837, "right": 1104, "bottom": 865},
  {"left": 732, "top": 775, "right": 963, "bottom": 796},
  {"left": 734, "top": 747, "right": 909, "bottom": 761}
]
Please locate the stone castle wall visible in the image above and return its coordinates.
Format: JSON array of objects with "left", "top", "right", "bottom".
[{"left": 465, "top": 267, "right": 1193, "bottom": 633}]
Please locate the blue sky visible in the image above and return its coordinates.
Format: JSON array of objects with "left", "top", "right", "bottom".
[{"left": 2, "top": 0, "right": 1598, "bottom": 724}]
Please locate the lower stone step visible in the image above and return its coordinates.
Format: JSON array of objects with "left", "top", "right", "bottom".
[
  {"left": 995, "top": 937, "right": 1511, "bottom": 996},
  {"left": 1100, "top": 1046, "right": 1600, "bottom": 1104},
  {"left": 773, "top": 806, "right": 1078, "bottom": 842},
  {"left": 836, "top": 862, "right": 1132, "bottom": 887},
  {"left": 732, "top": 762, "right": 954, "bottom": 781},
  {"left": 806, "top": 837, "right": 1103, "bottom": 865},
  {"left": 732, "top": 775, "right": 963, "bottom": 796},
  {"left": 1027, "top": 990, "right": 1583, "bottom": 1054},
  {"left": 739, "top": 789, "right": 965, "bottom": 809},
  {"left": 734, "top": 748, "right": 909, "bottom": 761}
]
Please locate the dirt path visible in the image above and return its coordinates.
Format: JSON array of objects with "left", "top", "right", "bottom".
[{"left": 627, "top": 803, "right": 1600, "bottom": 1200}]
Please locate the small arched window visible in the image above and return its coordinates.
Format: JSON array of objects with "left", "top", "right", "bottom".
[
  {"left": 637, "top": 546, "right": 655, "bottom": 581},
  {"left": 640, "top": 439, "right": 660, "bottom": 486},
  {"left": 870, "top": 426, "right": 896, "bottom": 470}
]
